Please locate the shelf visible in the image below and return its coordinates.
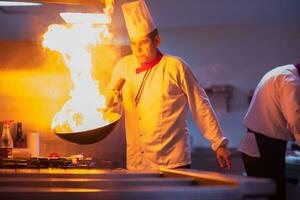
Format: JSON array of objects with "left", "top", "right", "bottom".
[{"left": 204, "top": 84, "right": 234, "bottom": 112}]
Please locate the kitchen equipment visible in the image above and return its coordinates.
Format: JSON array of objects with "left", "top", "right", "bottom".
[
  {"left": 54, "top": 78, "right": 125, "bottom": 145},
  {"left": 27, "top": 132, "right": 40, "bottom": 157},
  {"left": 54, "top": 112, "right": 121, "bottom": 144},
  {"left": 0, "top": 156, "right": 117, "bottom": 169}
]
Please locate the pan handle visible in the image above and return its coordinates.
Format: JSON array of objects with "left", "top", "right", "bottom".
[
  {"left": 105, "top": 78, "right": 125, "bottom": 108},
  {"left": 113, "top": 78, "right": 126, "bottom": 91}
]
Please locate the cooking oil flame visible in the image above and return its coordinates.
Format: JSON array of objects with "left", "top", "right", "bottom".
[{"left": 43, "top": 1, "right": 115, "bottom": 133}]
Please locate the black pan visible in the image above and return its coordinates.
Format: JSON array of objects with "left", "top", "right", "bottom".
[{"left": 54, "top": 112, "right": 121, "bottom": 145}]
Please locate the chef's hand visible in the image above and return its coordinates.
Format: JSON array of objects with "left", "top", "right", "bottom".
[
  {"left": 215, "top": 146, "right": 231, "bottom": 170},
  {"left": 98, "top": 90, "right": 121, "bottom": 115},
  {"left": 105, "top": 90, "right": 121, "bottom": 108}
]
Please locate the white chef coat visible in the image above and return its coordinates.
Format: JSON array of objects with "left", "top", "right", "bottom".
[
  {"left": 239, "top": 64, "right": 300, "bottom": 157},
  {"left": 111, "top": 54, "right": 227, "bottom": 170}
]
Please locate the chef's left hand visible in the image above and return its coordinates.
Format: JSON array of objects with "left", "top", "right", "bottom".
[{"left": 215, "top": 146, "right": 231, "bottom": 170}]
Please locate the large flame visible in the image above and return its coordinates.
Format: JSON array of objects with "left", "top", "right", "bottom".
[{"left": 43, "top": 1, "right": 115, "bottom": 133}]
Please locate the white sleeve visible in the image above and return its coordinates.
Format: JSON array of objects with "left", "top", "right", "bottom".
[
  {"left": 179, "top": 62, "right": 228, "bottom": 151},
  {"left": 280, "top": 76, "right": 300, "bottom": 145}
]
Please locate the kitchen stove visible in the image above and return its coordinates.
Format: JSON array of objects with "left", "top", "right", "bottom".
[{"left": 0, "top": 157, "right": 117, "bottom": 169}]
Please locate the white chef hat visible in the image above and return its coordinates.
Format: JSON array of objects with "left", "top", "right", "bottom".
[{"left": 122, "top": 0, "right": 156, "bottom": 39}]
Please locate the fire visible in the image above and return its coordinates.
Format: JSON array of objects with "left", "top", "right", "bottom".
[{"left": 42, "top": 1, "right": 115, "bottom": 133}]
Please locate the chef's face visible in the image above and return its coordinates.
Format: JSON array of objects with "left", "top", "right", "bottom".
[{"left": 130, "top": 32, "right": 160, "bottom": 64}]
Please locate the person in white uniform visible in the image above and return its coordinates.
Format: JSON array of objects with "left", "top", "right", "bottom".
[
  {"left": 239, "top": 63, "right": 300, "bottom": 200},
  {"left": 108, "top": 0, "right": 231, "bottom": 171}
]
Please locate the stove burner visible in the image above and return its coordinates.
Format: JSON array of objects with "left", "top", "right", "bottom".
[{"left": 0, "top": 157, "right": 117, "bottom": 169}]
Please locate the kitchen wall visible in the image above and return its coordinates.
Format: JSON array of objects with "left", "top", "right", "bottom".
[{"left": 157, "top": 24, "right": 300, "bottom": 148}]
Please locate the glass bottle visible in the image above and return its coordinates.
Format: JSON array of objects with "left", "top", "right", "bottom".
[
  {"left": 0, "top": 120, "right": 13, "bottom": 158},
  {"left": 14, "top": 122, "right": 25, "bottom": 148}
]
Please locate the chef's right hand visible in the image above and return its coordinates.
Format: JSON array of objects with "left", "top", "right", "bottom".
[{"left": 105, "top": 90, "right": 121, "bottom": 108}]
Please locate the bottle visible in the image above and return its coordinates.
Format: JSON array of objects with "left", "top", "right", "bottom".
[
  {"left": 14, "top": 122, "right": 26, "bottom": 148},
  {"left": 0, "top": 120, "right": 13, "bottom": 158}
]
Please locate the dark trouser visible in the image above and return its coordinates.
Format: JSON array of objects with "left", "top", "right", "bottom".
[{"left": 241, "top": 130, "right": 287, "bottom": 200}]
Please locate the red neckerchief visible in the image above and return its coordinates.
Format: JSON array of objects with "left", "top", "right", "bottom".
[
  {"left": 295, "top": 63, "right": 300, "bottom": 76},
  {"left": 136, "top": 51, "right": 163, "bottom": 74}
]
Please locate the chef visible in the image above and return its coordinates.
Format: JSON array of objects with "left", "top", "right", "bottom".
[
  {"left": 239, "top": 63, "right": 300, "bottom": 200},
  {"left": 109, "top": 0, "right": 231, "bottom": 170}
]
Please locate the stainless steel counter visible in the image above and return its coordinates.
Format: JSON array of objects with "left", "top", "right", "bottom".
[
  {"left": 0, "top": 168, "right": 275, "bottom": 200},
  {"left": 286, "top": 155, "right": 300, "bottom": 180}
]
